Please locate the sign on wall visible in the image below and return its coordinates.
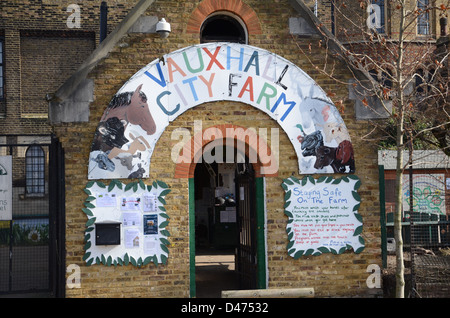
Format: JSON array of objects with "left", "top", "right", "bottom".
[
  {"left": 282, "top": 175, "right": 364, "bottom": 258},
  {"left": 0, "top": 156, "right": 12, "bottom": 221},
  {"left": 403, "top": 174, "right": 446, "bottom": 215},
  {"left": 82, "top": 179, "right": 171, "bottom": 267},
  {"left": 88, "top": 43, "right": 355, "bottom": 179}
]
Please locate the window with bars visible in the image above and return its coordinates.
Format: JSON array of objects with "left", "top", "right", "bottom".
[
  {"left": 417, "top": 0, "right": 430, "bottom": 35},
  {"left": 25, "top": 145, "right": 45, "bottom": 196}
]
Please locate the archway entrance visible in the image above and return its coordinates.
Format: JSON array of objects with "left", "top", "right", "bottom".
[
  {"left": 174, "top": 123, "right": 273, "bottom": 297},
  {"left": 193, "top": 144, "right": 258, "bottom": 298}
]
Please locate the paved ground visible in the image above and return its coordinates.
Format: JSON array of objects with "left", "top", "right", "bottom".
[
  {"left": 195, "top": 253, "right": 239, "bottom": 298},
  {"left": 1, "top": 247, "right": 239, "bottom": 298}
]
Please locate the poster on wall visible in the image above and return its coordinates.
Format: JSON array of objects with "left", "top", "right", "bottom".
[
  {"left": 88, "top": 42, "right": 355, "bottom": 180},
  {"left": 402, "top": 174, "right": 446, "bottom": 215},
  {"left": 82, "top": 179, "right": 171, "bottom": 267},
  {"left": 0, "top": 156, "right": 12, "bottom": 221},
  {"left": 282, "top": 175, "right": 364, "bottom": 259}
]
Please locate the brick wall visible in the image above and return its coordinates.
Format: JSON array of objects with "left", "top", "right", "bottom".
[
  {"left": 20, "top": 32, "right": 95, "bottom": 116},
  {"left": 0, "top": 0, "right": 135, "bottom": 134},
  {"left": 52, "top": 0, "right": 383, "bottom": 298}
]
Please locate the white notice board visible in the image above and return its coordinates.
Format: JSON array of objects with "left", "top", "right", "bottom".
[
  {"left": 282, "top": 175, "right": 364, "bottom": 258},
  {"left": 82, "top": 179, "right": 171, "bottom": 267}
]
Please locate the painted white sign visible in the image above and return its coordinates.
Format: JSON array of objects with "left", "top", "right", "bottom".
[
  {"left": 282, "top": 175, "right": 364, "bottom": 258},
  {"left": 88, "top": 43, "right": 354, "bottom": 179},
  {"left": 0, "top": 156, "right": 12, "bottom": 221}
]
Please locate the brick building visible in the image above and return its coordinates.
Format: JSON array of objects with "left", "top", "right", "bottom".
[
  {"left": 0, "top": 0, "right": 447, "bottom": 298},
  {"left": 0, "top": 1, "right": 136, "bottom": 133}
]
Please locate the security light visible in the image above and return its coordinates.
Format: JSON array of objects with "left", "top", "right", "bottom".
[{"left": 156, "top": 18, "right": 171, "bottom": 38}]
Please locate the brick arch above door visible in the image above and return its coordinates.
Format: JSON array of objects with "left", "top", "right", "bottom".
[
  {"left": 174, "top": 124, "right": 278, "bottom": 179},
  {"left": 186, "top": 0, "right": 262, "bottom": 35}
]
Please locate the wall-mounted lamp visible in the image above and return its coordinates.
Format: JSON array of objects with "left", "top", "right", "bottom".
[{"left": 156, "top": 18, "right": 171, "bottom": 38}]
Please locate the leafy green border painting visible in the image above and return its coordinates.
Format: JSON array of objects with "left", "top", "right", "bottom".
[
  {"left": 82, "top": 179, "right": 171, "bottom": 267},
  {"left": 281, "top": 175, "right": 364, "bottom": 259}
]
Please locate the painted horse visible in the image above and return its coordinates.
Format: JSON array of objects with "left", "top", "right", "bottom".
[{"left": 101, "top": 84, "right": 156, "bottom": 135}]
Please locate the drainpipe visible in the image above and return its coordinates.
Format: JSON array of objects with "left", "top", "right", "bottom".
[
  {"left": 440, "top": 15, "right": 447, "bottom": 36},
  {"left": 100, "top": 1, "right": 108, "bottom": 43}
]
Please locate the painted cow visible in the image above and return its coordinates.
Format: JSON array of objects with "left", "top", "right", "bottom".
[
  {"left": 314, "top": 141, "right": 355, "bottom": 173},
  {"left": 101, "top": 84, "right": 156, "bottom": 135},
  {"left": 91, "top": 117, "right": 129, "bottom": 152},
  {"left": 314, "top": 146, "right": 337, "bottom": 172}
]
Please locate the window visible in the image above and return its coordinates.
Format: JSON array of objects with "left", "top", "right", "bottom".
[
  {"left": 381, "top": 70, "right": 393, "bottom": 89},
  {"left": 369, "top": 68, "right": 393, "bottom": 90},
  {"left": 370, "top": 0, "right": 386, "bottom": 34},
  {"left": 415, "top": 68, "right": 424, "bottom": 93},
  {"left": 417, "top": 0, "right": 430, "bottom": 35},
  {"left": 415, "top": 67, "right": 435, "bottom": 94},
  {"left": 200, "top": 13, "right": 247, "bottom": 44},
  {"left": 0, "top": 38, "right": 4, "bottom": 100},
  {"left": 26, "top": 145, "right": 45, "bottom": 196},
  {"left": 369, "top": 69, "right": 378, "bottom": 81}
]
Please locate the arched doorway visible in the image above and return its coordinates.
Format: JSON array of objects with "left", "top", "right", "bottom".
[
  {"left": 177, "top": 125, "right": 271, "bottom": 298},
  {"left": 193, "top": 143, "right": 258, "bottom": 297}
]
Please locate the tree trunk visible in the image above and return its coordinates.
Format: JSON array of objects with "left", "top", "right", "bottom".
[
  {"left": 394, "top": 128, "right": 405, "bottom": 298},
  {"left": 394, "top": 1, "right": 406, "bottom": 299}
]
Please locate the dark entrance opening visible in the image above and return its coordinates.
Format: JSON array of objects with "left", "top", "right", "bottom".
[{"left": 194, "top": 145, "right": 256, "bottom": 297}]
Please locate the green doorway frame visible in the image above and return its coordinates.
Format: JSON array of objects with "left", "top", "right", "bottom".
[{"left": 189, "top": 177, "right": 267, "bottom": 298}]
